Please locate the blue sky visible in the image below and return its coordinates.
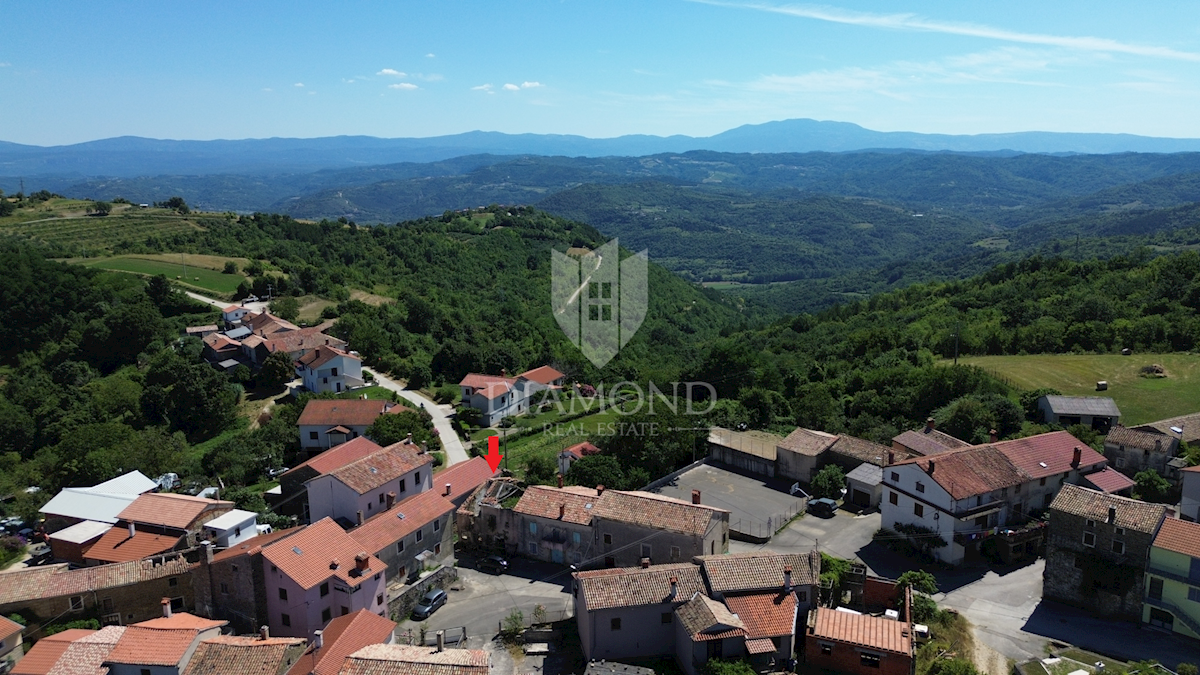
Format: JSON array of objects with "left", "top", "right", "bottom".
[{"left": 2, "top": 1, "right": 1199, "bottom": 145}]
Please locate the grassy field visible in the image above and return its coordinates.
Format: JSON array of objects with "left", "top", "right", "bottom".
[
  {"left": 956, "top": 353, "right": 1200, "bottom": 425},
  {"left": 0, "top": 199, "right": 215, "bottom": 252},
  {"left": 78, "top": 256, "right": 247, "bottom": 294}
]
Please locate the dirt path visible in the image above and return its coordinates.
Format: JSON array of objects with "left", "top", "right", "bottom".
[{"left": 974, "top": 630, "right": 1012, "bottom": 675}]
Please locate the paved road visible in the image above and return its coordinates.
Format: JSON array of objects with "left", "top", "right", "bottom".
[
  {"left": 731, "top": 508, "right": 881, "bottom": 562},
  {"left": 365, "top": 368, "right": 470, "bottom": 466},
  {"left": 184, "top": 290, "right": 268, "bottom": 314}
]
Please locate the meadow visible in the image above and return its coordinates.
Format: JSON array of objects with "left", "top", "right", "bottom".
[{"left": 78, "top": 256, "right": 247, "bottom": 294}]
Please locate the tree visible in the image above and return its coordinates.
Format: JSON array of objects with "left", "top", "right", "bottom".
[
  {"left": 160, "top": 196, "right": 190, "bottom": 214},
  {"left": 896, "top": 570, "right": 939, "bottom": 595},
  {"left": 270, "top": 296, "right": 300, "bottom": 322},
  {"left": 566, "top": 454, "right": 629, "bottom": 490},
  {"left": 1134, "top": 469, "right": 1171, "bottom": 503},
  {"left": 524, "top": 454, "right": 558, "bottom": 485},
  {"left": 1176, "top": 664, "right": 1197, "bottom": 675},
  {"left": 146, "top": 274, "right": 176, "bottom": 308},
  {"left": 365, "top": 410, "right": 434, "bottom": 447},
  {"left": 90, "top": 200, "right": 112, "bottom": 216},
  {"left": 810, "top": 464, "right": 845, "bottom": 499},
  {"left": 260, "top": 351, "right": 296, "bottom": 388},
  {"left": 222, "top": 261, "right": 239, "bottom": 275},
  {"left": 700, "top": 659, "right": 757, "bottom": 675}
]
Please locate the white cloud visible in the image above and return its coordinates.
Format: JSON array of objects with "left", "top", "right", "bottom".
[
  {"left": 503, "top": 83, "right": 520, "bottom": 91},
  {"left": 426, "top": 53, "right": 436, "bottom": 58},
  {"left": 693, "top": 1, "right": 1200, "bottom": 62},
  {"left": 472, "top": 83, "right": 493, "bottom": 91},
  {"left": 293, "top": 82, "right": 304, "bottom": 87},
  {"left": 377, "top": 68, "right": 407, "bottom": 77},
  {"left": 520, "top": 81, "right": 542, "bottom": 88},
  {"left": 262, "top": 87, "right": 273, "bottom": 92},
  {"left": 388, "top": 82, "right": 418, "bottom": 90}
]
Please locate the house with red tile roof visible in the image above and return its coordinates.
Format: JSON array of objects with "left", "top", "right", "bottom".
[
  {"left": 193, "top": 528, "right": 302, "bottom": 635},
  {"left": 298, "top": 400, "right": 412, "bottom": 451},
  {"left": 243, "top": 311, "right": 301, "bottom": 337},
  {"left": 279, "top": 438, "right": 384, "bottom": 519},
  {"left": 348, "top": 489, "right": 456, "bottom": 585},
  {"left": 805, "top": 604, "right": 914, "bottom": 675},
  {"left": 260, "top": 518, "right": 388, "bottom": 640},
  {"left": 459, "top": 365, "right": 565, "bottom": 427},
  {"left": 103, "top": 607, "right": 226, "bottom": 675},
  {"left": 557, "top": 441, "right": 601, "bottom": 476},
  {"left": 181, "top": 634, "right": 307, "bottom": 675},
  {"left": 891, "top": 418, "right": 970, "bottom": 458},
  {"left": 1103, "top": 425, "right": 1181, "bottom": 478},
  {"left": 432, "top": 457, "right": 498, "bottom": 509},
  {"left": 84, "top": 493, "right": 234, "bottom": 566},
  {"left": 221, "top": 305, "right": 252, "bottom": 325},
  {"left": 304, "top": 441, "right": 434, "bottom": 527},
  {"left": 298, "top": 346, "right": 364, "bottom": 394},
  {"left": 9, "top": 628, "right": 103, "bottom": 675},
  {"left": 1143, "top": 517, "right": 1200, "bottom": 639},
  {"left": 881, "top": 431, "right": 1114, "bottom": 565},
  {"left": 285, "top": 609, "right": 396, "bottom": 675},
  {"left": 0, "top": 615, "right": 24, "bottom": 671},
  {"left": 337, "top": 644, "right": 489, "bottom": 675}
]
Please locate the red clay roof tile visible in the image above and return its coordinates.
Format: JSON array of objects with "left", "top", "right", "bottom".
[
  {"left": 349, "top": 490, "right": 455, "bottom": 556},
  {"left": 1152, "top": 517, "right": 1200, "bottom": 559},
  {"left": 286, "top": 610, "right": 397, "bottom": 675},
  {"left": 810, "top": 607, "right": 912, "bottom": 655},
  {"left": 261, "top": 518, "right": 386, "bottom": 591}
]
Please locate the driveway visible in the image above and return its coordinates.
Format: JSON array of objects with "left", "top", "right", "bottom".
[
  {"left": 365, "top": 368, "right": 469, "bottom": 466},
  {"left": 184, "top": 290, "right": 268, "bottom": 314},
  {"left": 731, "top": 506, "right": 881, "bottom": 562}
]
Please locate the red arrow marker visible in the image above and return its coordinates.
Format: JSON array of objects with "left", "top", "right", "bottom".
[{"left": 484, "top": 435, "right": 504, "bottom": 473}]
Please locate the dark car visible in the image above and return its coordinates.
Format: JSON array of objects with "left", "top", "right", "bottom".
[
  {"left": 478, "top": 555, "right": 508, "bottom": 575},
  {"left": 411, "top": 588, "right": 448, "bottom": 619},
  {"left": 808, "top": 497, "right": 838, "bottom": 517}
]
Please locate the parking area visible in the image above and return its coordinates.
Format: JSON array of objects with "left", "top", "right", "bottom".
[{"left": 648, "top": 462, "right": 806, "bottom": 540}]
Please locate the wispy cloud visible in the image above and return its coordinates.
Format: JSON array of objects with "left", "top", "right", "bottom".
[
  {"left": 472, "top": 83, "right": 493, "bottom": 91},
  {"left": 693, "top": 1, "right": 1200, "bottom": 62},
  {"left": 503, "top": 83, "right": 520, "bottom": 91},
  {"left": 0, "top": 62, "right": 10, "bottom": 67},
  {"left": 388, "top": 82, "right": 418, "bottom": 90},
  {"left": 520, "top": 81, "right": 542, "bottom": 88},
  {"left": 262, "top": 87, "right": 273, "bottom": 92},
  {"left": 416, "top": 73, "right": 444, "bottom": 82},
  {"left": 377, "top": 68, "right": 406, "bottom": 77},
  {"left": 426, "top": 53, "right": 436, "bottom": 58},
  {"left": 293, "top": 82, "right": 304, "bottom": 88}
]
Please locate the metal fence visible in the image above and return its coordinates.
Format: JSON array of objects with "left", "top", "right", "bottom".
[{"left": 729, "top": 498, "right": 807, "bottom": 541}]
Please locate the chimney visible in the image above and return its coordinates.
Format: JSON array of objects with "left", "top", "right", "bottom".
[
  {"left": 668, "top": 576, "right": 678, "bottom": 599},
  {"left": 444, "top": 482, "right": 452, "bottom": 496},
  {"left": 386, "top": 492, "right": 396, "bottom": 509},
  {"left": 784, "top": 565, "right": 793, "bottom": 592},
  {"left": 557, "top": 474, "right": 564, "bottom": 488},
  {"left": 559, "top": 504, "right": 566, "bottom": 520},
  {"left": 927, "top": 459, "right": 936, "bottom": 475},
  {"left": 925, "top": 417, "right": 936, "bottom": 433},
  {"left": 501, "top": 368, "right": 507, "bottom": 378},
  {"left": 1071, "top": 447, "right": 1082, "bottom": 468},
  {"left": 406, "top": 432, "right": 414, "bottom": 444},
  {"left": 204, "top": 541, "right": 214, "bottom": 565},
  {"left": 420, "top": 442, "right": 428, "bottom": 454},
  {"left": 887, "top": 451, "right": 895, "bottom": 466},
  {"left": 313, "top": 630, "right": 323, "bottom": 650},
  {"left": 128, "top": 522, "right": 136, "bottom": 538},
  {"left": 1108, "top": 506, "right": 1117, "bottom": 525},
  {"left": 436, "top": 630, "right": 445, "bottom": 652},
  {"left": 989, "top": 429, "right": 998, "bottom": 443},
  {"left": 330, "top": 558, "right": 340, "bottom": 570},
  {"left": 596, "top": 484, "right": 605, "bottom": 496},
  {"left": 260, "top": 625, "right": 269, "bottom": 640},
  {"left": 355, "top": 551, "right": 370, "bottom": 572},
  {"left": 641, "top": 558, "right": 651, "bottom": 568},
  {"left": 357, "top": 510, "right": 364, "bottom": 526},
  {"left": 691, "top": 489, "right": 701, "bottom": 505},
  {"left": 161, "top": 598, "right": 172, "bottom": 618}
]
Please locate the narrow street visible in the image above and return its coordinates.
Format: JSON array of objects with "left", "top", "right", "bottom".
[{"left": 364, "top": 368, "right": 470, "bottom": 466}]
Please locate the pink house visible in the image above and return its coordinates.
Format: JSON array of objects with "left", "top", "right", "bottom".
[
  {"left": 304, "top": 441, "right": 434, "bottom": 526},
  {"left": 260, "top": 518, "right": 388, "bottom": 640}
]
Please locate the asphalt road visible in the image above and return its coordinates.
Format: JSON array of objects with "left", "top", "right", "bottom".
[
  {"left": 364, "top": 368, "right": 470, "bottom": 466},
  {"left": 184, "top": 291, "right": 268, "bottom": 314}
]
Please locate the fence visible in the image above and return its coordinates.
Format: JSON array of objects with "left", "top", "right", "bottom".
[{"left": 729, "top": 497, "right": 807, "bottom": 543}]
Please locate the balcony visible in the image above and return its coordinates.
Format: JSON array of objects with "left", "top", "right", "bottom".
[{"left": 954, "top": 519, "right": 1046, "bottom": 547}]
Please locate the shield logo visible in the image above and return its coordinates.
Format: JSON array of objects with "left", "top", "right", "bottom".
[{"left": 552, "top": 239, "right": 648, "bottom": 368}]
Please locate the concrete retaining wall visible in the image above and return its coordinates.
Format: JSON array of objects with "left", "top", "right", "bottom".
[{"left": 387, "top": 565, "right": 459, "bottom": 622}]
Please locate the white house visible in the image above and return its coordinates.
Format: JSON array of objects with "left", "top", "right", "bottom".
[
  {"left": 221, "top": 305, "right": 251, "bottom": 325},
  {"left": 459, "top": 366, "right": 565, "bottom": 427},
  {"left": 200, "top": 509, "right": 259, "bottom": 549},
  {"left": 1182, "top": 465, "right": 1200, "bottom": 521},
  {"left": 304, "top": 440, "right": 434, "bottom": 525},
  {"left": 298, "top": 345, "right": 364, "bottom": 394}
]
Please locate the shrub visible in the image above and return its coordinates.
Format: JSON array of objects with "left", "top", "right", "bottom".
[
  {"left": 222, "top": 261, "right": 238, "bottom": 274},
  {"left": 810, "top": 464, "right": 845, "bottom": 499}
]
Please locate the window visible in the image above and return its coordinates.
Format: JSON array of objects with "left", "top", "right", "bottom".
[
  {"left": 890, "top": 472, "right": 899, "bottom": 482},
  {"left": 574, "top": 532, "right": 581, "bottom": 545},
  {"left": 610, "top": 618, "right": 622, "bottom": 631},
  {"left": 975, "top": 515, "right": 989, "bottom": 528},
  {"left": 661, "top": 612, "right": 673, "bottom": 624},
  {"left": 1149, "top": 577, "right": 1163, "bottom": 600},
  {"left": 572, "top": 552, "right": 582, "bottom": 564},
  {"left": 889, "top": 492, "right": 898, "bottom": 506},
  {"left": 860, "top": 652, "right": 881, "bottom": 668},
  {"left": 1086, "top": 519, "right": 1096, "bottom": 528},
  {"left": 914, "top": 503, "right": 924, "bottom": 518},
  {"left": 168, "top": 577, "right": 178, "bottom": 587},
  {"left": 397, "top": 539, "right": 405, "bottom": 553},
  {"left": 820, "top": 643, "right": 833, "bottom": 656},
  {"left": 603, "top": 533, "right": 612, "bottom": 545},
  {"left": 1083, "top": 532, "right": 1095, "bottom": 547},
  {"left": 102, "top": 597, "right": 113, "bottom": 612},
  {"left": 1040, "top": 477, "right": 1046, "bottom": 486},
  {"left": 322, "top": 608, "right": 332, "bottom": 622},
  {"left": 332, "top": 368, "right": 338, "bottom": 377},
  {"left": 377, "top": 594, "right": 384, "bottom": 606},
  {"left": 1115, "top": 527, "right": 1125, "bottom": 536},
  {"left": 1188, "top": 587, "right": 1200, "bottom": 603},
  {"left": 529, "top": 542, "right": 539, "bottom": 555},
  {"left": 797, "top": 591, "right": 808, "bottom": 603},
  {"left": 309, "top": 431, "right": 319, "bottom": 440},
  {"left": 435, "top": 543, "right": 441, "bottom": 555},
  {"left": 1112, "top": 540, "right": 1125, "bottom": 555},
  {"left": 279, "top": 588, "right": 288, "bottom": 601},
  {"left": 102, "top": 613, "right": 120, "bottom": 626},
  {"left": 530, "top": 522, "right": 538, "bottom": 535},
  {"left": 379, "top": 494, "right": 386, "bottom": 504},
  {"left": 671, "top": 546, "right": 681, "bottom": 560},
  {"left": 1015, "top": 483, "right": 1022, "bottom": 494},
  {"left": 433, "top": 519, "right": 440, "bottom": 532},
  {"left": 233, "top": 565, "right": 239, "bottom": 573},
  {"left": 399, "top": 479, "right": 407, "bottom": 492},
  {"left": 1116, "top": 457, "right": 1125, "bottom": 468},
  {"left": 321, "top": 582, "right": 329, "bottom": 597},
  {"left": 415, "top": 471, "right": 421, "bottom": 484},
  {"left": 69, "top": 596, "right": 84, "bottom": 611},
  {"left": 415, "top": 529, "right": 423, "bottom": 542},
  {"left": 220, "top": 583, "right": 229, "bottom": 594},
  {"left": 641, "top": 544, "right": 652, "bottom": 558},
  {"left": 281, "top": 613, "right": 291, "bottom": 627},
  {"left": 142, "top": 669, "right": 152, "bottom": 675},
  {"left": 916, "top": 482, "right": 925, "bottom": 493},
  {"left": 341, "top": 606, "right": 349, "bottom": 616},
  {"left": 1001, "top": 487, "right": 1008, "bottom": 497}
]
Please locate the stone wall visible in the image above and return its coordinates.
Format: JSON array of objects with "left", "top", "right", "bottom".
[
  {"left": 386, "top": 565, "right": 459, "bottom": 622},
  {"left": 1043, "top": 509, "right": 1154, "bottom": 620}
]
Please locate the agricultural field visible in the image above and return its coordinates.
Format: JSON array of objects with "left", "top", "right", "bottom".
[
  {"left": 77, "top": 256, "right": 247, "bottom": 294},
  {"left": 956, "top": 353, "right": 1200, "bottom": 425},
  {"left": 0, "top": 199, "right": 208, "bottom": 252}
]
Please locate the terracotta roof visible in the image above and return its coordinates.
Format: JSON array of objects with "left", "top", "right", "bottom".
[
  {"left": 10, "top": 629, "right": 97, "bottom": 675},
  {"left": 519, "top": 366, "right": 564, "bottom": 385},
  {"left": 513, "top": 485, "right": 599, "bottom": 526},
  {"left": 696, "top": 550, "right": 821, "bottom": 594},
  {"left": 117, "top": 493, "right": 234, "bottom": 530},
  {"left": 0, "top": 614, "right": 22, "bottom": 642},
  {"left": 243, "top": 311, "right": 300, "bottom": 336},
  {"left": 338, "top": 644, "right": 489, "bottom": 675},
  {"left": 724, "top": 591, "right": 798, "bottom": 639},
  {"left": 329, "top": 442, "right": 433, "bottom": 495},
  {"left": 675, "top": 594, "right": 746, "bottom": 642},
  {"left": 261, "top": 518, "right": 386, "bottom": 590},
  {"left": 892, "top": 446, "right": 1026, "bottom": 500},
  {"left": 744, "top": 637, "right": 776, "bottom": 655},
  {"left": 1153, "top": 518, "right": 1200, "bottom": 559},
  {"left": 1049, "top": 484, "right": 1167, "bottom": 534},
  {"left": 264, "top": 328, "right": 346, "bottom": 356},
  {"left": 892, "top": 428, "right": 969, "bottom": 456},
  {"left": 1082, "top": 468, "right": 1137, "bottom": 494},
  {"left": 327, "top": 426, "right": 353, "bottom": 435},
  {"left": 203, "top": 334, "right": 240, "bottom": 352},
  {"left": 1106, "top": 426, "right": 1171, "bottom": 452},
  {"left": 298, "top": 345, "right": 358, "bottom": 370},
  {"left": 592, "top": 490, "right": 727, "bottom": 538},
  {"left": 47, "top": 626, "right": 125, "bottom": 675},
  {"left": 211, "top": 527, "right": 301, "bottom": 563},
  {"left": 133, "top": 613, "right": 226, "bottom": 631},
  {"left": 297, "top": 399, "right": 404, "bottom": 428},
  {"left": 562, "top": 441, "right": 601, "bottom": 459},
  {"left": 432, "top": 457, "right": 497, "bottom": 502},
  {"left": 186, "top": 325, "right": 218, "bottom": 334},
  {"left": 458, "top": 373, "right": 517, "bottom": 400},
  {"left": 0, "top": 556, "right": 191, "bottom": 606},
  {"left": 287, "top": 438, "right": 384, "bottom": 478},
  {"left": 286, "top": 610, "right": 397, "bottom": 675},
  {"left": 1136, "top": 412, "right": 1200, "bottom": 445},
  {"left": 182, "top": 635, "right": 307, "bottom": 675},
  {"left": 222, "top": 305, "right": 242, "bottom": 313},
  {"left": 106, "top": 615, "right": 226, "bottom": 669},
  {"left": 810, "top": 607, "right": 911, "bottom": 655},
  {"left": 349, "top": 490, "right": 455, "bottom": 555},
  {"left": 82, "top": 525, "right": 182, "bottom": 564},
  {"left": 830, "top": 435, "right": 893, "bottom": 466},
  {"left": 992, "top": 431, "right": 1104, "bottom": 480},
  {"left": 575, "top": 564, "right": 706, "bottom": 610},
  {"left": 777, "top": 428, "right": 838, "bottom": 456}
]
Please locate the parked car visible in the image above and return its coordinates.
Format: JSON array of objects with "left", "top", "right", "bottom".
[
  {"left": 478, "top": 555, "right": 508, "bottom": 574},
  {"left": 412, "top": 588, "right": 448, "bottom": 619},
  {"left": 807, "top": 497, "right": 838, "bottom": 517}
]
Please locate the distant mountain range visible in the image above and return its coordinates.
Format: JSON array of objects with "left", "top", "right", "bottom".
[{"left": 5, "top": 118, "right": 1200, "bottom": 179}]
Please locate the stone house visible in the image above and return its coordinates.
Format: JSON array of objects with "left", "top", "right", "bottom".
[
  {"left": 0, "top": 615, "right": 23, "bottom": 671},
  {"left": 335, "top": 644, "right": 489, "bottom": 675},
  {"left": 804, "top": 605, "right": 913, "bottom": 675},
  {"left": 347, "top": 489, "right": 456, "bottom": 585},
  {"left": 1043, "top": 484, "right": 1167, "bottom": 620},
  {"left": 304, "top": 440, "right": 433, "bottom": 526},
  {"left": 1143, "top": 517, "right": 1200, "bottom": 639},
  {"left": 774, "top": 428, "right": 895, "bottom": 485},
  {"left": 575, "top": 562, "right": 706, "bottom": 662},
  {"left": 431, "top": 456, "right": 498, "bottom": 510},
  {"left": 1037, "top": 395, "right": 1121, "bottom": 432},
  {"left": 0, "top": 555, "right": 193, "bottom": 636},
  {"left": 192, "top": 528, "right": 300, "bottom": 635},
  {"left": 9, "top": 626, "right": 123, "bottom": 675},
  {"left": 181, "top": 634, "right": 308, "bottom": 675},
  {"left": 1103, "top": 425, "right": 1180, "bottom": 476}
]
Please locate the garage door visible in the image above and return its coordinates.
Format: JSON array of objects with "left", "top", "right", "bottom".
[{"left": 852, "top": 489, "right": 871, "bottom": 507}]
